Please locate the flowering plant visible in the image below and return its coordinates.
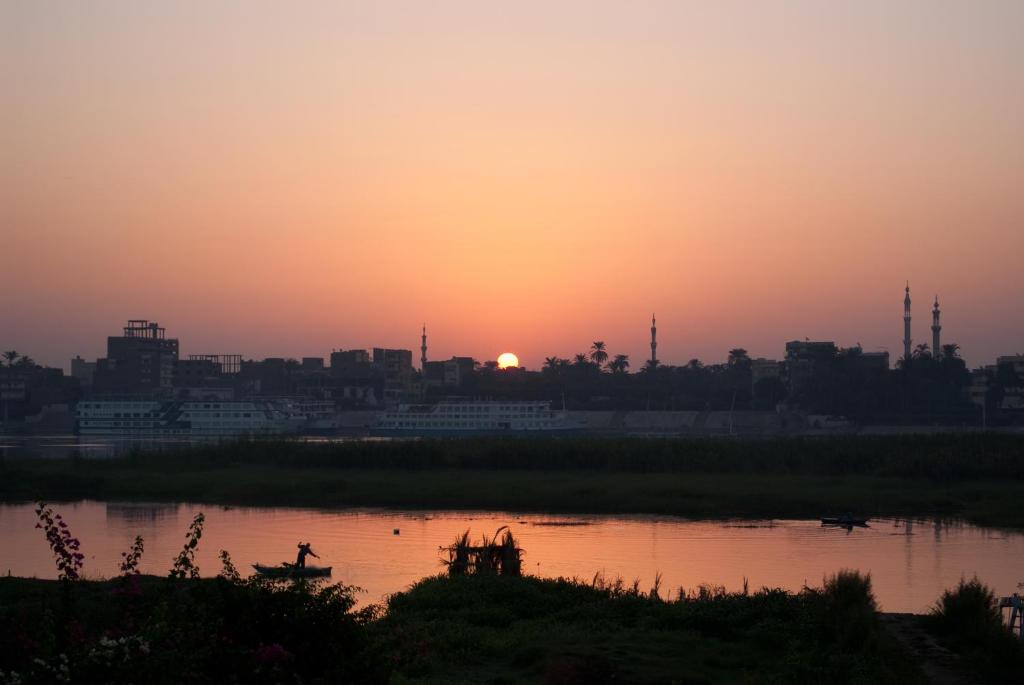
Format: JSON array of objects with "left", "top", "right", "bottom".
[
  {"left": 169, "top": 513, "right": 205, "bottom": 579},
  {"left": 119, "top": 536, "right": 144, "bottom": 575},
  {"left": 34, "top": 502, "right": 84, "bottom": 581}
]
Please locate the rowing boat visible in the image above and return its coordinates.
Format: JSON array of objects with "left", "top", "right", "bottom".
[
  {"left": 820, "top": 517, "right": 869, "bottom": 527},
  {"left": 252, "top": 563, "right": 332, "bottom": 578}
]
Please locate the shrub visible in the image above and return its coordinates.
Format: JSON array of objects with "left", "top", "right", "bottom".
[
  {"left": 929, "top": 576, "right": 1001, "bottom": 643},
  {"left": 927, "top": 577, "right": 1024, "bottom": 683},
  {"left": 816, "top": 570, "right": 878, "bottom": 651}
]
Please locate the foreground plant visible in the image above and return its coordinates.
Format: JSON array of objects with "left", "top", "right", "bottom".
[
  {"left": 118, "top": 536, "right": 144, "bottom": 575},
  {"left": 218, "top": 549, "right": 240, "bottom": 583},
  {"left": 169, "top": 513, "right": 205, "bottom": 579},
  {"left": 441, "top": 526, "right": 523, "bottom": 577},
  {"left": 34, "top": 502, "right": 84, "bottom": 581}
]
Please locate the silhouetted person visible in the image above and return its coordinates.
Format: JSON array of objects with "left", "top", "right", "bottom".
[{"left": 295, "top": 542, "right": 319, "bottom": 568}]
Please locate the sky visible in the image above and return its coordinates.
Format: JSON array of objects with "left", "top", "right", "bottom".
[{"left": 3, "top": 1, "right": 1023, "bottom": 371}]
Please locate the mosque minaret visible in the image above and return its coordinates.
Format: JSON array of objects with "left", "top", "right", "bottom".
[
  {"left": 420, "top": 324, "right": 427, "bottom": 370},
  {"left": 650, "top": 314, "right": 658, "bottom": 366},
  {"left": 932, "top": 297, "right": 941, "bottom": 358},
  {"left": 903, "top": 283, "right": 912, "bottom": 361}
]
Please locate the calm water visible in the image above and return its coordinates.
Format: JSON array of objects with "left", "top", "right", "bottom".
[{"left": 2, "top": 502, "right": 1021, "bottom": 613}]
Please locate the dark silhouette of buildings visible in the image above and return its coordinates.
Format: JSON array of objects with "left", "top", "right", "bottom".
[{"left": 93, "top": 320, "right": 179, "bottom": 397}]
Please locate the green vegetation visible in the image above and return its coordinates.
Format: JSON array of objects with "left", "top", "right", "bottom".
[
  {"left": 374, "top": 570, "right": 925, "bottom": 684},
  {"left": 2, "top": 434, "right": 1023, "bottom": 526},
  {"left": 0, "top": 575, "right": 385, "bottom": 683},
  {"left": 925, "top": 577, "right": 1024, "bottom": 683},
  {"left": 1, "top": 571, "right": 928, "bottom": 684}
]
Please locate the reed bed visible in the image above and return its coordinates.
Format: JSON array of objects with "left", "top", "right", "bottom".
[{"left": 90, "top": 432, "right": 1024, "bottom": 481}]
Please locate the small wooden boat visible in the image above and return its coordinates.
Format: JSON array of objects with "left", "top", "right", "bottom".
[
  {"left": 252, "top": 563, "right": 332, "bottom": 578},
  {"left": 821, "top": 517, "right": 869, "bottom": 527}
]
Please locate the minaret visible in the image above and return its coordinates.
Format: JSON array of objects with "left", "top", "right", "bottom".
[
  {"left": 903, "top": 282, "right": 912, "bottom": 360},
  {"left": 420, "top": 324, "right": 427, "bottom": 370},
  {"left": 932, "top": 296, "right": 941, "bottom": 358},
  {"left": 650, "top": 313, "right": 658, "bottom": 366}
]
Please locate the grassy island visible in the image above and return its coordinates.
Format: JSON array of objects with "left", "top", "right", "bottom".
[{"left": 2, "top": 434, "right": 1023, "bottom": 527}]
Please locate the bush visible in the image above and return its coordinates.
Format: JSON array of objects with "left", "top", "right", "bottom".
[
  {"left": 820, "top": 569, "right": 878, "bottom": 650},
  {"left": 930, "top": 576, "right": 1001, "bottom": 644},
  {"left": 927, "top": 577, "right": 1024, "bottom": 683}
]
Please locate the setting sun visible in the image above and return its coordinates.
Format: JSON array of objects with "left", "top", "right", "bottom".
[{"left": 497, "top": 352, "right": 519, "bottom": 369}]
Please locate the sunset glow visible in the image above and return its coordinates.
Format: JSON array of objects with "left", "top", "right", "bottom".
[{"left": 3, "top": 2, "right": 1024, "bottom": 369}]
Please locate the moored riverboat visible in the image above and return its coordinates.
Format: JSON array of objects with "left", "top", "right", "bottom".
[{"left": 373, "top": 400, "right": 583, "bottom": 437}]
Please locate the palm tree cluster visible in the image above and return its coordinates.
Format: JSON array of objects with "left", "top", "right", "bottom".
[{"left": 544, "top": 341, "right": 629, "bottom": 374}]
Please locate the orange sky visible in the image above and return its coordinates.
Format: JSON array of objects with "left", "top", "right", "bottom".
[{"left": 3, "top": 1, "right": 1023, "bottom": 370}]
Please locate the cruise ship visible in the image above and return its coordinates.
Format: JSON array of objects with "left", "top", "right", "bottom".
[
  {"left": 76, "top": 399, "right": 304, "bottom": 438},
  {"left": 374, "top": 400, "right": 582, "bottom": 436}
]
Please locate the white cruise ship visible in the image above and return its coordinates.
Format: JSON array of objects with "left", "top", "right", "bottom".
[
  {"left": 374, "top": 400, "right": 581, "bottom": 436},
  {"left": 76, "top": 400, "right": 303, "bottom": 438}
]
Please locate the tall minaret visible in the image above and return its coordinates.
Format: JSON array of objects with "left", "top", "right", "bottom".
[
  {"left": 420, "top": 324, "right": 427, "bottom": 370},
  {"left": 932, "top": 296, "right": 941, "bottom": 358},
  {"left": 903, "top": 282, "right": 912, "bottom": 360},
  {"left": 650, "top": 313, "right": 658, "bottom": 366}
]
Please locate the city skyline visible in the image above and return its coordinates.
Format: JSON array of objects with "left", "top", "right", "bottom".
[
  {"left": 5, "top": 1, "right": 1024, "bottom": 371},
  {"left": 5, "top": 280, "right": 1020, "bottom": 373}
]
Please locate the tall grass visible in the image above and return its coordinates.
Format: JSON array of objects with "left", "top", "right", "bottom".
[
  {"left": 441, "top": 527, "right": 522, "bottom": 577},
  {"left": 88, "top": 433, "right": 1024, "bottom": 480}
]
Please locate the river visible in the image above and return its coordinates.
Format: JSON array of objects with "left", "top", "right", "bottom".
[{"left": 2, "top": 501, "right": 1021, "bottom": 613}]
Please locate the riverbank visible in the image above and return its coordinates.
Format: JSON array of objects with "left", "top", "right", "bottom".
[
  {"left": 0, "top": 571, "right": 931, "bottom": 684},
  {"left": 2, "top": 434, "right": 1022, "bottom": 526}
]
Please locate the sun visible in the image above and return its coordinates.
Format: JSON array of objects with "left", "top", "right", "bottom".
[{"left": 497, "top": 352, "right": 519, "bottom": 369}]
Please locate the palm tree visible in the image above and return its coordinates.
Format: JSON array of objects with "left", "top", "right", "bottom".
[
  {"left": 589, "top": 341, "right": 608, "bottom": 369},
  {"left": 912, "top": 343, "right": 931, "bottom": 360},
  {"left": 608, "top": 354, "right": 630, "bottom": 374},
  {"left": 15, "top": 356, "right": 34, "bottom": 368},
  {"left": 544, "top": 357, "right": 561, "bottom": 370},
  {"left": 941, "top": 343, "right": 961, "bottom": 359},
  {"left": 727, "top": 348, "right": 750, "bottom": 367},
  {"left": 641, "top": 358, "right": 660, "bottom": 373},
  {"left": 573, "top": 353, "right": 590, "bottom": 367}
]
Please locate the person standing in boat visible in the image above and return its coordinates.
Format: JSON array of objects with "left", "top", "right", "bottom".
[{"left": 295, "top": 542, "right": 319, "bottom": 568}]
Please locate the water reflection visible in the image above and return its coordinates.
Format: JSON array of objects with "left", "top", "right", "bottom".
[
  {"left": 105, "top": 502, "right": 180, "bottom": 524},
  {"left": 1, "top": 501, "right": 1021, "bottom": 614}
]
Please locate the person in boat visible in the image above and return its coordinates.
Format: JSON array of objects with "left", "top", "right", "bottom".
[{"left": 295, "top": 542, "right": 320, "bottom": 568}]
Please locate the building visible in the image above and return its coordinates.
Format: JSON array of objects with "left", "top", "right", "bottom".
[
  {"left": 373, "top": 348, "right": 414, "bottom": 403},
  {"left": 329, "top": 349, "right": 371, "bottom": 378},
  {"left": 70, "top": 355, "right": 96, "bottom": 388},
  {"left": 858, "top": 351, "right": 890, "bottom": 372},
  {"left": 92, "top": 320, "right": 179, "bottom": 397},
  {"left": 173, "top": 358, "right": 222, "bottom": 388},
  {"left": 784, "top": 340, "right": 838, "bottom": 391},
  {"left": 750, "top": 358, "right": 782, "bottom": 386},
  {"left": 995, "top": 355, "right": 1024, "bottom": 411},
  {"left": 424, "top": 356, "right": 475, "bottom": 390},
  {"left": 301, "top": 357, "right": 324, "bottom": 371},
  {"left": 373, "top": 348, "right": 413, "bottom": 383}
]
